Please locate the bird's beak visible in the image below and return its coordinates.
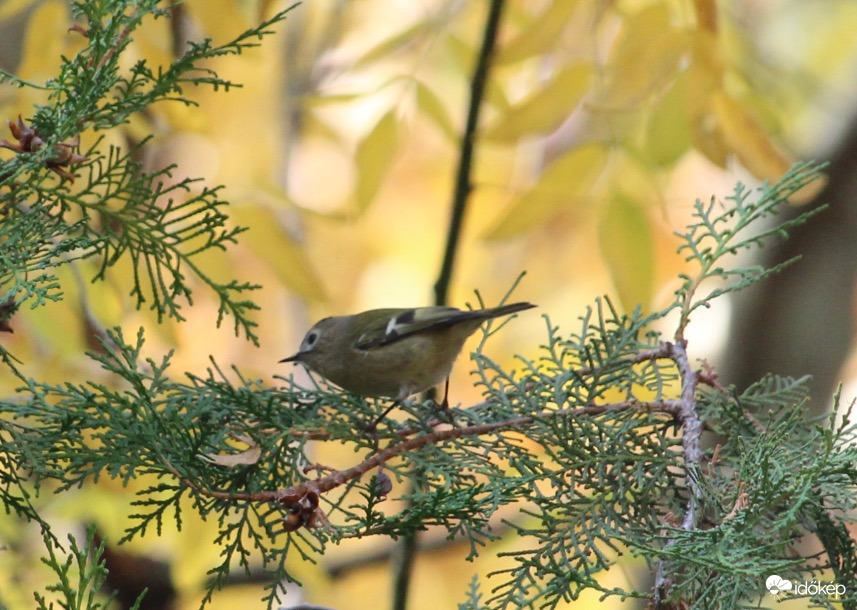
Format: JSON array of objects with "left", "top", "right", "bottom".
[{"left": 279, "top": 353, "right": 303, "bottom": 364}]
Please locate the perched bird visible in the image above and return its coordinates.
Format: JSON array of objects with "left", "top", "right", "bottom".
[{"left": 280, "top": 303, "right": 536, "bottom": 406}]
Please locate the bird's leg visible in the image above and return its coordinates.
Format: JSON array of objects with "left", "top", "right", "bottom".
[
  {"left": 440, "top": 377, "right": 450, "bottom": 410},
  {"left": 365, "top": 400, "right": 401, "bottom": 435},
  {"left": 429, "top": 377, "right": 458, "bottom": 427}
]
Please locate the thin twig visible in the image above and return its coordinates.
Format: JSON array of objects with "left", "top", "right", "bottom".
[
  {"left": 572, "top": 343, "right": 673, "bottom": 378},
  {"left": 419, "top": 0, "right": 507, "bottom": 606},
  {"left": 433, "top": 0, "right": 507, "bottom": 307},
  {"left": 166, "top": 398, "right": 681, "bottom": 504}
]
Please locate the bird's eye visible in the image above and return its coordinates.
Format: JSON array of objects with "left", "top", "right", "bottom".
[{"left": 305, "top": 331, "right": 319, "bottom": 346}]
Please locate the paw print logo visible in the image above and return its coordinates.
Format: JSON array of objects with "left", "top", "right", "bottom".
[{"left": 766, "top": 575, "right": 793, "bottom": 595}]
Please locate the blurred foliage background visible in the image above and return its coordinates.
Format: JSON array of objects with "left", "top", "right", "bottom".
[{"left": 2, "top": 0, "right": 857, "bottom": 608}]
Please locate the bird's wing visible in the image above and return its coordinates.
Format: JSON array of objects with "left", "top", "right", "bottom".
[{"left": 354, "top": 306, "right": 476, "bottom": 349}]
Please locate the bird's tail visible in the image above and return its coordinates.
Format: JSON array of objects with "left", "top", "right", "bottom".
[{"left": 479, "top": 302, "right": 537, "bottom": 320}]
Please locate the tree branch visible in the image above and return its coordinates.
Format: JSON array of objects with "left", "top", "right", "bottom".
[
  {"left": 167, "top": 398, "right": 681, "bottom": 506},
  {"left": 653, "top": 339, "right": 703, "bottom": 607}
]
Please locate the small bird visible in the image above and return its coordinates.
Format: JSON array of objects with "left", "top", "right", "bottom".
[{"left": 280, "top": 303, "right": 536, "bottom": 406}]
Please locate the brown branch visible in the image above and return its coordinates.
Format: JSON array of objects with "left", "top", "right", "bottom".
[
  {"left": 653, "top": 339, "right": 703, "bottom": 607},
  {"left": 166, "top": 398, "right": 681, "bottom": 506},
  {"left": 94, "top": 10, "right": 137, "bottom": 72},
  {"left": 170, "top": 340, "right": 706, "bottom": 608},
  {"left": 675, "top": 341, "right": 703, "bottom": 530},
  {"left": 186, "top": 340, "right": 686, "bottom": 512}
]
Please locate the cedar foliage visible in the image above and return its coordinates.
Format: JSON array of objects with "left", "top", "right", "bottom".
[{"left": 1, "top": 2, "right": 855, "bottom": 610}]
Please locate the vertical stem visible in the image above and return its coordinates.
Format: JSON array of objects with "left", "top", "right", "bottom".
[
  {"left": 391, "top": 528, "right": 419, "bottom": 610},
  {"left": 392, "top": 1, "right": 507, "bottom": 609},
  {"left": 652, "top": 340, "right": 702, "bottom": 607},
  {"left": 433, "top": 0, "right": 507, "bottom": 308}
]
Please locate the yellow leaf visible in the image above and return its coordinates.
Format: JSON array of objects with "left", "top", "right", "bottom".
[
  {"left": 229, "top": 204, "right": 326, "bottom": 301},
  {"left": 683, "top": 46, "right": 729, "bottom": 167},
  {"left": 485, "top": 75, "right": 512, "bottom": 114},
  {"left": 684, "top": 43, "right": 724, "bottom": 118},
  {"left": 445, "top": 33, "right": 474, "bottom": 73},
  {"left": 304, "top": 88, "right": 384, "bottom": 107},
  {"left": 445, "top": 36, "right": 511, "bottom": 112},
  {"left": 0, "top": 0, "right": 38, "bottom": 20},
  {"left": 415, "top": 80, "right": 457, "bottom": 140},
  {"left": 711, "top": 91, "right": 792, "bottom": 182},
  {"left": 600, "top": 5, "right": 688, "bottom": 108},
  {"left": 485, "top": 143, "right": 607, "bottom": 240},
  {"left": 483, "top": 63, "right": 593, "bottom": 142},
  {"left": 301, "top": 111, "right": 347, "bottom": 143},
  {"left": 609, "top": 150, "right": 664, "bottom": 207},
  {"left": 497, "top": 0, "right": 580, "bottom": 65},
  {"left": 599, "top": 193, "right": 654, "bottom": 311},
  {"left": 354, "top": 22, "right": 429, "bottom": 68},
  {"left": 690, "top": 114, "right": 729, "bottom": 168},
  {"left": 185, "top": 0, "right": 251, "bottom": 39},
  {"left": 355, "top": 111, "right": 399, "bottom": 213},
  {"left": 17, "top": 1, "right": 68, "bottom": 81},
  {"left": 693, "top": 0, "right": 718, "bottom": 32},
  {"left": 644, "top": 71, "right": 693, "bottom": 166}
]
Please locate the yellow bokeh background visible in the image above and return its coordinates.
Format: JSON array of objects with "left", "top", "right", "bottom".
[{"left": 1, "top": 0, "right": 855, "bottom": 608}]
